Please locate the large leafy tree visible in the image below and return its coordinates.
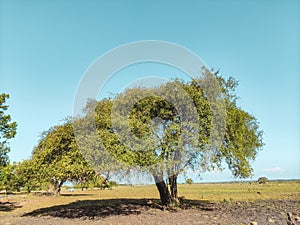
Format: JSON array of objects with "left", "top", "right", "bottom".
[
  {"left": 28, "top": 121, "right": 95, "bottom": 195},
  {"left": 0, "top": 94, "right": 17, "bottom": 166},
  {"left": 77, "top": 71, "right": 263, "bottom": 205}
]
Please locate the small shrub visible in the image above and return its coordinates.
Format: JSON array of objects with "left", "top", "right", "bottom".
[
  {"left": 223, "top": 198, "right": 229, "bottom": 203},
  {"left": 110, "top": 181, "right": 118, "bottom": 187},
  {"left": 186, "top": 178, "right": 193, "bottom": 185},
  {"left": 258, "top": 177, "right": 268, "bottom": 184}
]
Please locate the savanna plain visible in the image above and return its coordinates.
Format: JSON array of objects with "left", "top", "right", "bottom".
[{"left": 1, "top": 180, "right": 299, "bottom": 225}]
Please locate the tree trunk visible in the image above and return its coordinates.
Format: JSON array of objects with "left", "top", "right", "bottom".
[
  {"left": 54, "top": 180, "right": 64, "bottom": 195},
  {"left": 16, "top": 186, "right": 20, "bottom": 192},
  {"left": 168, "top": 174, "right": 179, "bottom": 204},
  {"left": 153, "top": 174, "right": 172, "bottom": 206}
]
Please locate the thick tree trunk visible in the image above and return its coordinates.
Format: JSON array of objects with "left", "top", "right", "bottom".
[
  {"left": 168, "top": 174, "right": 179, "bottom": 204},
  {"left": 153, "top": 174, "right": 172, "bottom": 206}
]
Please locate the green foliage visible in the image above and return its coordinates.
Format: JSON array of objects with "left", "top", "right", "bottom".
[
  {"left": 0, "top": 163, "right": 21, "bottom": 193},
  {"left": 0, "top": 93, "right": 17, "bottom": 167},
  {"left": 110, "top": 180, "right": 118, "bottom": 187},
  {"left": 258, "top": 176, "right": 269, "bottom": 184},
  {"left": 0, "top": 94, "right": 18, "bottom": 193},
  {"left": 83, "top": 82, "right": 203, "bottom": 180},
  {"left": 88, "top": 174, "right": 105, "bottom": 189},
  {"left": 186, "top": 178, "right": 193, "bottom": 185},
  {"left": 27, "top": 121, "right": 96, "bottom": 194},
  {"left": 15, "top": 159, "right": 42, "bottom": 192},
  {"left": 76, "top": 70, "right": 263, "bottom": 205},
  {"left": 73, "top": 99, "right": 128, "bottom": 178},
  {"left": 72, "top": 174, "right": 117, "bottom": 190},
  {"left": 81, "top": 70, "right": 263, "bottom": 180}
]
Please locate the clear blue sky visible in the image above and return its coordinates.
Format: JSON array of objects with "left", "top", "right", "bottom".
[{"left": 1, "top": 0, "right": 299, "bottom": 182}]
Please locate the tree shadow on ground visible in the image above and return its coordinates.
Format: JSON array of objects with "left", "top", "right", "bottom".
[
  {"left": 0, "top": 201, "right": 22, "bottom": 212},
  {"left": 60, "top": 193, "right": 94, "bottom": 197},
  {"left": 23, "top": 198, "right": 215, "bottom": 219},
  {"left": 180, "top": 198, "right": 216, "bottom": 211}
]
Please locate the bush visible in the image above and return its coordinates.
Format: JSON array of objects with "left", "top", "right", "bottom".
[
  {"left": 258, "top": 177, "right": 268, "bottom": 184},
  {"left": 186, "top": 178, "right": 193, "bottom": 185},
  {"left": 110, "top": 181, "right": 118, "bottom": 187}
]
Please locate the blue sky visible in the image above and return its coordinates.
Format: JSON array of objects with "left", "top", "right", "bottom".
[{"left": 1, "top": 0, "right": 299, "bottom": 182}]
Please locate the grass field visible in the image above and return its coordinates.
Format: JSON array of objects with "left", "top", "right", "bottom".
[
  {"left": 1, "top": 180, "right": 299, "bottom": 214},
  {"left": 0, "top": 180, "right": 299, "bottom": 224}
]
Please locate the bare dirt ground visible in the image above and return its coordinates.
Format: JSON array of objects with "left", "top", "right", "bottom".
[{"left": 1, "top": 198, "right": 299, "bottom": 225}]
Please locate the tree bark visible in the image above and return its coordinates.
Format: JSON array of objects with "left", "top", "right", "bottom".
[
  {"left": 153, "top": 174, "right": 172, "bottom": 206},
  {"left": 168, "top": 174, "right": 179, "bottom": 204}
]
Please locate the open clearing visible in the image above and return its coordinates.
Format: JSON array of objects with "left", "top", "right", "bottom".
[{"left": 1, "top": 181, "right": 300, "bottom": 225}]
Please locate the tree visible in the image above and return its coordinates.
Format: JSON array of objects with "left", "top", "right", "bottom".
[
  {"left": 258, "top": 176, "right": 268, "bottom": 184},
  {"left": 186, "top": 178, "right": 193, "bottom": 185},
  {"left": 0, "top": 94, "right": 18, "bottom": 193},
  {"left": 0, "top": 94, "right": 17, "bottom": 167},
  {"left": 87, "top": 173, "right": 105, "bottom": 189},
  {"left": 15, "top": 159, "right": 42, "bottom": 193},
  {"left": 76, "top": 70, "right": 263, "bottom": 206},
  {"left": 0, "top": 163, "right": 14, "bottom": 193},
  {"left": 29, "top": 121, "right": 95, "bottom": 195}
]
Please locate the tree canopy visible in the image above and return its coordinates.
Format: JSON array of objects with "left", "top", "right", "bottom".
[
  {"left": 25, "top": 121, "right": 96, "bottom": 194},
  {"left": 74, "top": 70, "right": 263, "bottom": 205},
  {"left": 0, "top": 93, "right": 17, "bottom": 167}
]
